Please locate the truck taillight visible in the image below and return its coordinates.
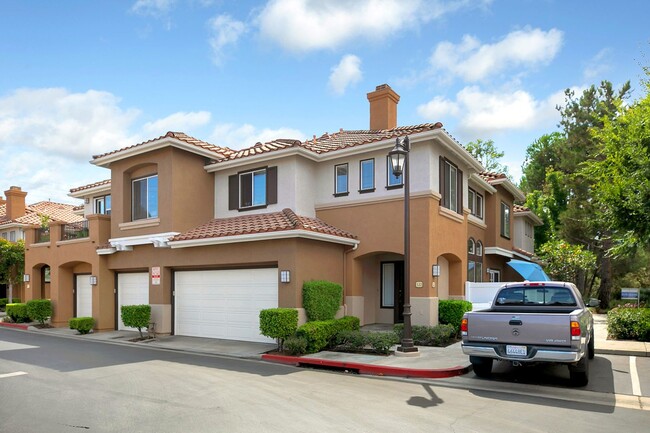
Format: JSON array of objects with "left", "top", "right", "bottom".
[
  {"left": 570, "top": 321, "right": 581, "bottom": 337},
  {"left": 461, "top": 318, "right": 468, "bottom": 335}
]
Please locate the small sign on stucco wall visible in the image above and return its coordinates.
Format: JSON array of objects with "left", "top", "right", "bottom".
[{"left": 152, "top": 267, "right": 161, "bottom": 285}]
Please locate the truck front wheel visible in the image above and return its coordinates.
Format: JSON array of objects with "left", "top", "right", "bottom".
[{"left": 470, "top": 356, "right": 493, "bottom": 378}]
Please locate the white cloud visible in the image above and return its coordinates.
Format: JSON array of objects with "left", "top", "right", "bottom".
[
  {"left": 256, "top": 0, "right": 489, "bottom": 53},
  {"left": 583, "top": 48, "right": 612, "bottom": 81},
  {"left": 210, "top": 123, "right": 305, "bottom": 149},
  {"left": 130, "top": 0, "right": 176, "bottom": 17},
  {"left": 328, "top": 55, "right": 362, "bottom": 95},
  {"left": 141, "top": 111, "right": 212, "bottom": 136},
  {"left": 208, "top": 14, "right": 247, "bottom": 65},
  {"left": 430, "top": 27, "right": 564, "bottom": 82},
  {"left": 0, "top": 88, "right": 140, "bottom": 161},
  {"left": 418, "top": 86, "right": 567, "bottom": 135}
]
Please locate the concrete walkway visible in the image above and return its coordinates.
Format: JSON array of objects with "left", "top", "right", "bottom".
[{"left": 0, "top": 312, "right": 647, "bottom": 380}]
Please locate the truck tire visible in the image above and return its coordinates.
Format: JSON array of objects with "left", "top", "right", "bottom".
[
  {"left": 588, "top": 330, "right": 595, "bottom": 359},
  {"left": 569, "top": 355, "right": 589, "bottom": 387},
  {"left": 470, "top": 356, "right": 493, "bottom": 378}
]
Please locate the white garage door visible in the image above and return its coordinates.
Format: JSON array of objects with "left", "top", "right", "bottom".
[
  {"left": 76, "top": 275, "right": 92, "bottom": 318},
  {"left": 117, "top": 273, "right": 149, "bottom": 331},
  {"left": 174, "top": 268, "right": 278, "bottom": 343}
]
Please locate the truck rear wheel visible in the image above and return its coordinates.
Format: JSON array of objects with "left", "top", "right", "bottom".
[
  {"left": 470, "top": 356, "right": 493, "bottom": 378},
  {"left": 569, "top": 355, "right": 589, "bottom": 387},
  {"left": 588, "top": 330, "right": 595, "bottom": 359}
]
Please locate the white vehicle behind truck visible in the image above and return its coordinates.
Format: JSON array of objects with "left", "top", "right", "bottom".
[{"left": 461, "top": 281, "right": 595, "bottom": 386}]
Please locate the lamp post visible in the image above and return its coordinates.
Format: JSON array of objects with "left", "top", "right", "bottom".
[{"left": 389, "top": 136, "right": 418, "bottom": 353}]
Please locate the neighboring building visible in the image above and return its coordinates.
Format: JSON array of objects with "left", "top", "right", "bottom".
[
  {"left": 0, "top": 186, "right": 84, "bottom": 300},
  {"left": 23, "top": 84, "right": 540, "bottom": 342}
]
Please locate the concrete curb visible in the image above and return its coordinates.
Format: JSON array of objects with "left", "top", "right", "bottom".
[
  {"left": 595, "top": 348, "right": 649, "bottom": 357},
  {"left": 0, "top": 322, "right": 29, "bottom": 331},
  {"left": 261, "top": 353, "right": 472, "bottom": 379}
]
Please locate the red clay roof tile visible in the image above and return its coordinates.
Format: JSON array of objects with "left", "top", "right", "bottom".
[{"left": 69, "top": 179, "right": 111, "bottom": 194}]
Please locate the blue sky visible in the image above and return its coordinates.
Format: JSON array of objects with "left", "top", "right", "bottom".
[{"left": 1, "top": 0, "right": 647, "bottom": 204}]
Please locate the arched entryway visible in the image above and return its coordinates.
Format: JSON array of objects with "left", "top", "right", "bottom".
[{"left": 437, "top": 253, "right": 464, "bottom": 299}]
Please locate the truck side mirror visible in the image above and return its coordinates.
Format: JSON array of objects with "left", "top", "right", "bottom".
[{"left": 587, "top": 299, "right": 600, "bottom": 308}]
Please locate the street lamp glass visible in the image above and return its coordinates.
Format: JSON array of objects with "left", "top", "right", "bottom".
[{"left": 389, "top": 147, "right": 406, "bottom": 177}]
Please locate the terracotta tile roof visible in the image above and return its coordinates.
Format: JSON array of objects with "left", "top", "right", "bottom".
[
  {"left": 172, "top": 208, "right": 357, "bottom": 242},
  {"left": 0, "top": 201, "right": 84, "bottom": 226},
  {"left": 513, "top": 204, "right": 531, "bottom": 213},
  {"left": 213, "top": 123, "right": 444, "bottom": 163},
  {"left": 478, "top": 171, "right": 508, "bottom": 183},
  {"left": 70, "top": 179, "right": 111, "bottom": 194},
  {"left": 513, "top": 246, "right": 534, "bottom": 258},
  {"left": 92, "top": 131, "right": 235, "bottom": 160}
]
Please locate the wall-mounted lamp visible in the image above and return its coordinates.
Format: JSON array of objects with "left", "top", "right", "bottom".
[
  {"left": 89, "top": 275, "right": 98, "bottom": 285},
  {"left": 85, "top": 198, "right": 90, "bottom": 204},
  {"left": 23, "top": 274, "right": 30, "bottom": 282},
  {"left": 280, "top": 270, "right": 291, "bottom": 283},
  {"left": 432, "top": 264, "right": 441, "bottom": 277}
]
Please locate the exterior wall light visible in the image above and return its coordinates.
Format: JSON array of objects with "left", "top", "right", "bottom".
[
  {"left": 280, "top": 270, "right": 290, "bottom": 283},
  {"left": 432, "top": 264, "right": 441, "bottom": 277},
  {"left": 23, "top": 274, "right": 30, "bottom": 282},
  {"left": 89, "top": 275, "right": 98, "bottom": 285}
]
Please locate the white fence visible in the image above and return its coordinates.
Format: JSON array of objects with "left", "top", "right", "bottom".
[{"left": 465, "top": 282, "right": 506, "bottom": 311}]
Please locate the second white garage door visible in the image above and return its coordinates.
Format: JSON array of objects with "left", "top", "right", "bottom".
[
  {"left": 76, "top": 275, "right": 92, "bottom": 318},
  {"left": 117, "top": 273, "right": 150, "bottom": 331},
  {"left": 174, "top": 268, "right": 278, "bottom": 343}
]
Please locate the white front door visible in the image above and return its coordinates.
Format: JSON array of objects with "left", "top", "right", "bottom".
[
  {"left": 174, "top": 268, "right": 278, "bottom": 343},
  {"left": 76, "top": 275, "right": 92, "bottom": 318},
  {"left": 117, "top": 273, "right": 149, "bottom": 330}
]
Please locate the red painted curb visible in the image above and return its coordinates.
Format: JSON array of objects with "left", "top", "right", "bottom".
[
  {"left": 261, "top": 353, "right": 470, "bottom": 379},
  {"left": 0, "top": 322, "right": 29, "bottom": 330}
]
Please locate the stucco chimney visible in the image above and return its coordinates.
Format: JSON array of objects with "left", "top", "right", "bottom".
[
  {"left": 367, "top": 84, "right": 400, "bottom": 131},
  {"left": 5, "top": 186, "right": 27, "bottom": 220}
]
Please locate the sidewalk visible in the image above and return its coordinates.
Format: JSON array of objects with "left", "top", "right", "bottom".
[{"left": 0, "top": 313, "right": 647, "bottom": 380}]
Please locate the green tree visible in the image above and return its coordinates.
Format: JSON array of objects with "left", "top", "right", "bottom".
[
  {"left": 465, "top": 139, "right": 510, "bottom": 175},
  {"left": 537, "top": 238, "right": 597, "bottom": 296},
  {"left": 0, "top": 239, "right": 25, "bottom": 303},
  {"left": 520, "top": 132, "right": 565, "bottom": 194},
  {"left": 524, "top": 168, "right": 568, "bottom": 248}
]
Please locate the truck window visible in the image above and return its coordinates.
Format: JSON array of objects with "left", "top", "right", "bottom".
[{"left": 495, "top": 287, "right": 577, "bottom": 306}]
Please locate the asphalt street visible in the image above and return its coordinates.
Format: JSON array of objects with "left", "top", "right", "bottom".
[{"left": 1, "top": 328, "right": 648, "bottom": 433}]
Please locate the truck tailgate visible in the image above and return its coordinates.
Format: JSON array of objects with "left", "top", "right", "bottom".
[{"left": 467, "top": 312, "right": 572, "bottom": 347}]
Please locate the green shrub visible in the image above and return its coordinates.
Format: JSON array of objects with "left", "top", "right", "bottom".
[
  {"left": 259, "top": 308, "right": 299, "bottom": 351},
  {"left": 336, "top": 315, "right": 360, "bottom": 331},
  {"left": 0, "top": 298, "right": 21, "bottom": 311},
  {"left": 394, "top": 323, "right": 458, "bottom": 346},
  {"left": 69, "top": 317, "right": 95, "bottom": 334},
  {"left": 335, "top": 329, "right": 366, "bottom": 351},
  {"left": 302, "top": 280, "right": 343, "bottom": 321},
  {"left": 365, "top": 332, "right": 399, "bottom": 354},
  {"left": 607, "top": 308, "right": 650, "bottom": 341},
  {"left": 26, "top": 299, "right": 52, "bottom": 325},
  {"left": 6, "top": 303, "right": 29, "bottom": 323},
  {"left": 297, "top": 320, "right": 339, "bottom": 353},
  {"left": 283, "top": 336, "right": 308, "bottom": 356},
  {"left": 439, "top": 300, "right": 473, "bottom": 332},
  {"left": 121, "top": 304, "right": 151, "bottom": 338}
]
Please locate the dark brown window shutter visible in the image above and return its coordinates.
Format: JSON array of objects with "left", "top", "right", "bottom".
[
  {"left": 439, "top": 156, "right": 445, "bottom": 207},
  {"left": 457, "top": 168, "right": 464, "bottom": 214},
  {"left": 228, "top": 174, "right": 239, "bottom": 210},
  {"left": 267, "top": 166, "right": 277, "bottom": 204}
]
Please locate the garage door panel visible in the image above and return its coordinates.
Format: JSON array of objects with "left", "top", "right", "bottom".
[
  {"left": 76, "top": 275, "right": 93, "bottom": 319},
  {"left": 175, "top": 268, "right": 278, "bottom": 343},
  {"left": 117, "top": 273, "right": 149, "bottom": 331}
]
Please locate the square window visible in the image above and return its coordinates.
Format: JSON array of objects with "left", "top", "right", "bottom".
[
  {"left": 359, "top": 159, "right": 375, "bottom": 192},
  {"left": 239, "top": 169, "right": 267, "bottom": 208},
  {"left": 335, "top": 163, "right": 349, "bottom": 195},
  {"left": 132, "top": 175, "right": 158, "bottom": 221},
  {"left": 94, "top": 195, "right": 111, "bottom": 215}
]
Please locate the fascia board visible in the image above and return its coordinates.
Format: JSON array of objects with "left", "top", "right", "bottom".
[
  {"left": 489, "top": 178, "right": 526, "bottom": 202},
  {"left": 428, "top": 130, "right": 484, "bottom": 172},
  {"left": 68, "top": 184, "right": 111, "bottom": 199},
  {"left": 484, "top": 246, "right": 514, "bottom": 258},
  {"left": 514, "top": 211, "right": 543, "bottom": 226},
  {"left": 169, "top": 229, "right": 360, "bottom": 249},
  {"left": 92, "top": 138, "right": 226, "bottom": 167},
  {"left": 109, "top": 231, "right": 179, "bottom": 247}
]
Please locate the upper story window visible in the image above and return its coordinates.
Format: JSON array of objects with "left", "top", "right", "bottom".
[
  {"left": 228, "top": 166, "right": 277, "bottom": 211},
  {"left": 94, "top": 195, "right": 111, "bottom": 215},
  {"left": 468, "top": 188, "right": 483, "bottom": 219},
  {"left": 440, "top": 157, "right": 463, "bottom": 214},
  {"left": 386, "top": 156, "right": 403, "bottom": 189},
  {"left": 334, "top": 163, "right": 349, "bottom": 196},
  {"left": 525, "top": 221, "right": 533, "bottom": 238},
  {"left": 359, "top": 159, "right": 375, "bottom": 193},
  {"left": 9, "top": 231, "right": 16, "bottom": 242},
  {"left": 500, "top": 201, "right": 511, "bottom": 238},
  {"left": 1, "top": 232, "right": 6, "bottom": 240},
  {"left": 132, "top": 175, "right": 158, "bottom": 221}
]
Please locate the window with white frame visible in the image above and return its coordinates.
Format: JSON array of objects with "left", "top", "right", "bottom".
[
  {"left": 500, "top": 201, "right": 511, "bottom": 238},
  {"left": 94, "top": 195, "right": 111, "bottom": 215},
  {"left": 9, "top": 231, "right": 16, "bottom": 242},
  {"left": 239, "top": 169, "right": 267, "bottom": 208},
  {"left": 359, "top": 159, "right": 375, "bottom": 192},
  {"left": 440, "top": 157, "right": 463, "bottom": 214},
  {"left": 488, "top": 269, "right": 500, "bottom": 283},
  {"left": 468, "top": 188, "right": 483, "bottom": 219},
  {"left": 335, "top": 163, "right": 349, "bottom": 196},
  {"left": 467, "top": 238, "right": 483, "bottom": 282},
  {"left": 525, "top": 221, "right": 533, "bottom": 238},
  {"left": 132, "top": 175, "right": 158, "bottom": 221},
  {"left": 386, "top": 156, "right": 403, "bottom": 188}
]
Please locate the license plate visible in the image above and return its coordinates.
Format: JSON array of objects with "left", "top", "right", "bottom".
[{"left": 506, "top": 345, "right": 527, "bottom": 356}]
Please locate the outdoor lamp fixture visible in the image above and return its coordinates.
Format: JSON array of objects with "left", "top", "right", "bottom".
[
  {"left": 23, "top": 274, "right": 30, "bottom": 282},
  {"left": 280, "top": 270, "right": 291, "bottom": 283},
  {"left": 432, "top": 264, "right": 441, "bottom": 277},
  {"left": 89, "top": 275, "right": 98, "bottom": 285},
  {"left": 389, "top": 136, "right": 418, "bottom": 354}
]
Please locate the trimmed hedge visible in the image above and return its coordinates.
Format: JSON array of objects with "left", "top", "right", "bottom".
[
  {"left": 0, "top": 298, "right": 21, "bottom": 310},
  {"left": 6, "top": 303, "right": 29, "bottom": 323},
  {"left": 607, "top": 308, "right": 650, "bottom": 341},
  {"left": 439, "top": 300, "right": 473, "bottom": 332},
  {"left": 296, "top": 316, "right": 360, "bottom": 353},
  {"left": 283, "top": 336, "right": 308, "bottom": 356},
  {"left": 121, "top": 304, "right": 151, "bottom": 338},
  {"left": 334, "top": 330, "right": 398, "bottom": 355},
  {"left": 259, "top": 308, "right": 299, "bottom": 350},
  {"left": 69, "top": 317, "right": 95, "bottom": 334},
  {"left": 303, "top": 280, "right": 343, "bottom": 321},
  {"left": 26, "top": 299, "right": 52, "bottom": 325},
  {"left": 394, "top": 323, "right": 457, "bottom": 346}
]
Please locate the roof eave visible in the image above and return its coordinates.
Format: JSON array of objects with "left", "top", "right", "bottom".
[
  {"left": 489, "top": 178, "right": 526, "bottom": 202},
  {"left": 169, "top": 229, "right": 359, "bottom": 248},
  {"left": 68, "top": 183, "right": 111, "bottom": 198},
  {"left": 469, "top": 173, "right": 497, "bottom": 194},
  {"left": 204, "top": 147, "right": 317, "bottom": 172}
]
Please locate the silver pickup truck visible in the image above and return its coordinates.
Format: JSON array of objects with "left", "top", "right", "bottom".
[{"left": 461, "top": 281, "right": 594, "bottom": 386}]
